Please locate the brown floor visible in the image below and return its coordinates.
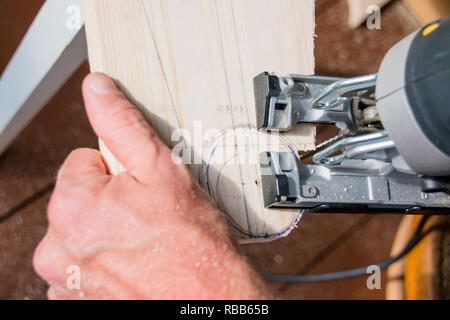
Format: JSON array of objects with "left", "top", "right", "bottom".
[{"left": 0, "top": 0, "right": 420, "bottom": 299}]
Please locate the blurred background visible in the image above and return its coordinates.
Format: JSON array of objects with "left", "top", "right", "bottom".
[{"left": 0, "top": 0, "right": 446, "bottom": 299}]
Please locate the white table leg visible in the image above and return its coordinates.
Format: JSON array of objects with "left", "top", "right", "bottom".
[{"left": 0, "top": 0, "right": 86, "bottom": 155}]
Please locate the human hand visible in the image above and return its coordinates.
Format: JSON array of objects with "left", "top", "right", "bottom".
[{"left": 33, "top": 73, "right": 271, "bottom": 300}]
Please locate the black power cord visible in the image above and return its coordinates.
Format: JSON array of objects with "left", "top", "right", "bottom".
[{"left": 261, "top": 215, "right": 431, "bottom": 283}]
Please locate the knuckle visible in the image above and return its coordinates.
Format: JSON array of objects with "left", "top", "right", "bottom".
[
  {"left": 33, "top": 241, "right": 48, "bottom": 279},
  {"left": 69, "top": 148, "right": 98, "bottom": 161},
  {"left": 68, "top": 148, "right": 89, "bottom": 158},
  {"left": 135, "top": 131, "right": 161, "bottom": 161},
  {"left": 58, "top": 149, "right": 92, "bottom": 181},
  {"left": 109, "top": 100, "right": 148, "bottom": 132},
  {"left": 33, "top": 236, "right": 65, "bottom": 284},
  {"left": 47, "top": 190, "right": 79, "bottom": 234},
  {"left": 64, "top": 149, "right": 89, "bottom": 168},
  {"left": 47, "top": 192, "right": 64, "bottom": 226}
]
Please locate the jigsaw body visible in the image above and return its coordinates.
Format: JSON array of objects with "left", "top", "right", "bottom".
[{"left": 254, "top": 18, "right": 450, "bottom": 214}]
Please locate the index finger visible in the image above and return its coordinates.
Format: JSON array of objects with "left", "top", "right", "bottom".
[{"left": 82, "top": 73, "right": 166, "bottom": 179}]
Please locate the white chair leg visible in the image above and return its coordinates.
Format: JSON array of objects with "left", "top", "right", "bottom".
[{"left": 0, "top": 0, "right": 86, "bottom": 155}]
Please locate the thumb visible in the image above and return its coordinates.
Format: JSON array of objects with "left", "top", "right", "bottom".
[{"left": 82, "top": 72, "right": 166, "bottom": 179}]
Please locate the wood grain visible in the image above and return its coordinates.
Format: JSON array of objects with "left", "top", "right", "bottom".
[{"left": 83, "top": 0, "right": 316, "bottom": 242}]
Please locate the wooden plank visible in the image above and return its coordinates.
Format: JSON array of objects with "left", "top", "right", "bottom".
[
  {"left": 347, "top": 0, "right": 391, "bottom": 28},
  {"left": 0, "top": 0, "right": 86, "bottom": 155},
  {"left": 403, "top": 0, "right": 450, "bottom": 26},
  {"left": 83, "top": 0, "right": 316, "bottom": 243}
]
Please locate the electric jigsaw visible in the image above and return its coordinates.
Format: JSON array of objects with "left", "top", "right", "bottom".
[{"left": 254, "top": 18, "right": 450, "bottom": 215}]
